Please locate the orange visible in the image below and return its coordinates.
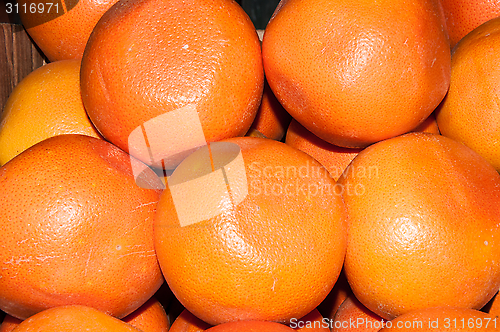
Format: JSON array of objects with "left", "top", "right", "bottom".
[
  {"left": 169, "top": 308, "right": 330, "bottom": 332},
  {"left": 0, "top": 134, "right": 164, "bottom": 320},
  {"left": 9, "top": 305, "right": 142, "bottom": 331},
  {"left": 439, "top": 0, "right": 500, "bottom": 49},
  {"left": 206, "top": 321, "right": 296, "bottom": 332},
  {"left": 292, "top": 309, "right": 330, "bottom": 332},
  {"left": 0, "top": 59, "right": 100, "bottom": 166},
  {"left": 284, "top": 114, "right": 440, "bottom": 182},
  {"left": 248, "top": 80, "right": 292, "bottom": 141},
  {"left": 122, "top": 297, "right": 170, "bottom": 332},
  {"left": 0, "top": 315, "right": 21, "bottom": 332},
  {"left": 262, "top": 0, "right": 450, "bottom": 148},
  {"left": 247, "top": 29, "right": 291, "bottom": 141},
  {"left": 411, "top": 112, "right": 440, "bottom": 135},
  {"left": 1, "top": 303, "right": 171, "bottom": 332},
  {"left": 81, "top": 0, "right": 264, "bottom": 169},
  {"left": 245, "top": 129, "right": 268, "bottom": 139},
  {"left": 338, "top": 132, "right": 500, "bottom": 320},
  {"left": 169, "top": 310, "right": 212, "bottom": 332},
  {"left": 436, "top": 16, "right": 500, "bottom": 172},
  {"left": 285, "top": 119, "right": 362, "bottom": 181},
  {"left": 378, "top": 307, "right": 497, "bottom": 331},
  {"left": 18, "top": 0, "right": 120, "bottom": 61},
  {"left": 332, "top": 296, "right": 383, "bottom": 332},
  {"left": 154, "top": 137, "right": 347, "bottom": 325},
  {"left": 283, "top": 113, "right": 439, "bottom": 186},
  {"left": 170, "top": 318, "right": 299, "bottom": 332}
]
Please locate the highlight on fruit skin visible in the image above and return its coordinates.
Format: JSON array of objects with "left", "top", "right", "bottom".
[
  {"left": 338, "top": 132, "right": 500, "bottom": 320},
  {"left": 262, "top": 0, "right": 451, "bottom": 149}
]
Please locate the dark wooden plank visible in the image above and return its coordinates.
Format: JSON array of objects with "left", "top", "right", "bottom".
[
  {"left": 0, "top": 24, "right": 16, "bottom": 114},
  {"left": 0, "top": 23, "right": 46, "bottom": 117}
]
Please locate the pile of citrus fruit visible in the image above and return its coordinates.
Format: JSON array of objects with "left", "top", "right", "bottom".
[{"left": 2, "top": 0, "right": 500, "bottom": 330}]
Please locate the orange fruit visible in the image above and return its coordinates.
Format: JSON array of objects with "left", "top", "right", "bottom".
[
  {"left": 411, "top": 112, "right": 440, "bottom": 135},
  {"left": 378, "top": 307, "right": 497, "bottom": 331},
  {"left": 169, "top": 310, "right": 212, "bottom": 332},
  {"left": 0, "top": 315, "right": 21, "bottom": 332},
  {"left": 154, "top": 137, "right": 347, "bottom": 325},
  {"left": 2, "top": 304, "right": 172, "bottom": 332},
  {"left": 0, "top": 134, "right": 164, "bottom": 320},
  {"left": 81, "top": 0, "right": 264, "bottom": 169},
  {"left": 331, "top": 296, "right": 383, "bottom": 332},
  {"left": 284, "top": 112, "right": 440, "bottom": 187},
  {"left": 440, "top": 0, "right": 500, "bottom": 48},
  {"left": 10, "top": 305, "right": 142, "bottom": 331},
  {"left": 248, "top": 80, "right": 292, "bottom": 141},
  {"left": 122, "top": 297, "right": 170, "bottom": 332},
  {"left": 0, "top": 59, "right": 100, "bottom": 166},
  {"left": 436, "top": 16, "right": 500, "bottom": 172},
  {"left": 292, "top": 309, "right": 330, "bottom": 332},
  {"left": 18, "top": 0, "right": 120, "bottom": 61},
  {"left": 170, "top": 318, "right": 300, "bottom": 332},
  {"left": 262, "top": 0, "right": 451, "bottom": 148},
  {"left": 206, "top": 321, "right": 296, "bottom": 332},
  {"left": 285, "top": 119, "right": 362, "bottom": 181},
  {"left": 338, "top": 132, "right": 500, "bottom": 320},
  {"left": 248, "top": 25, "right": 291, "bottom": 141},
  {"left": 169, "top": 308, "right": 330, "bottom": 332}
]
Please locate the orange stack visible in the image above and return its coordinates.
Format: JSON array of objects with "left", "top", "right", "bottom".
[{"left": 2, "top": 0, "right": 500, "bottom": 330}]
